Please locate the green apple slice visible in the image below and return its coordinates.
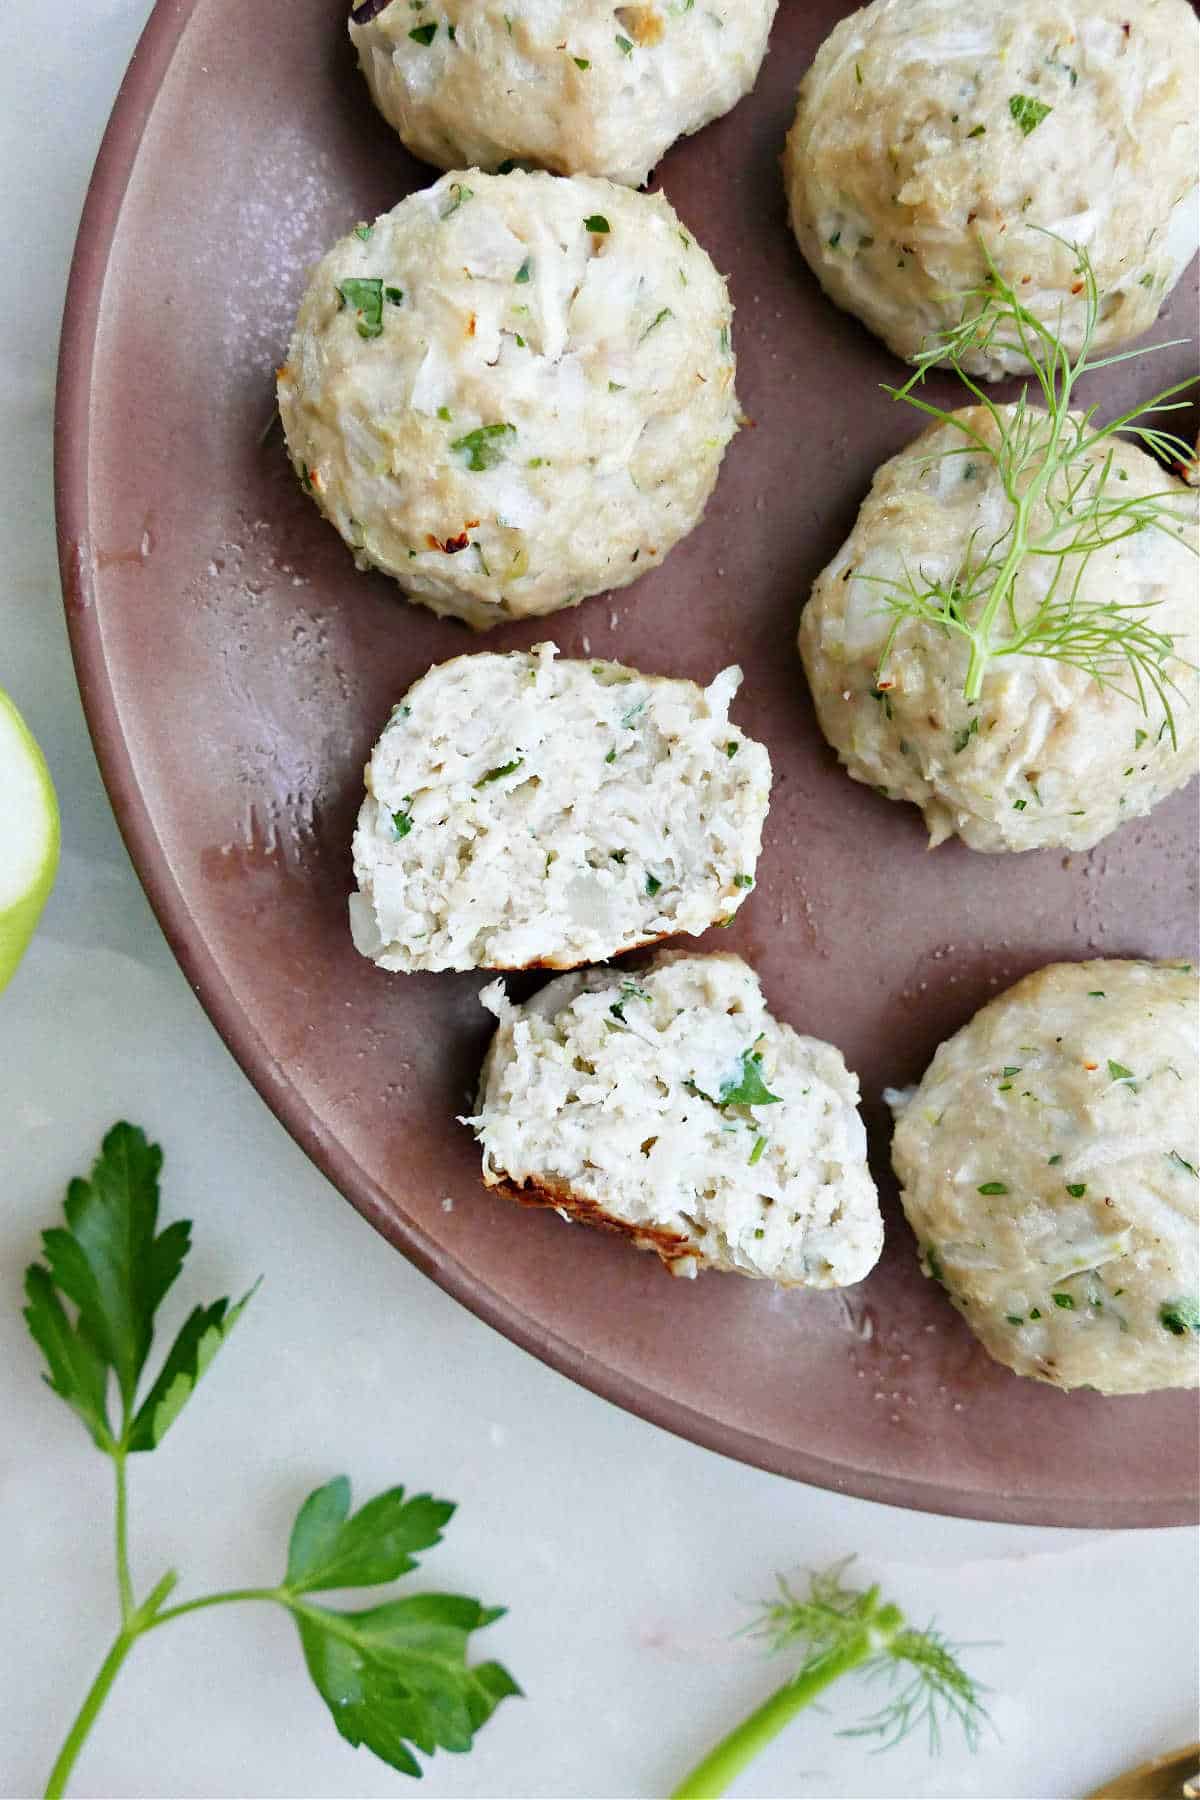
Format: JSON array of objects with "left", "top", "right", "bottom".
[{"left": 0, "top": 686, "right": 60, "bottom": 991}]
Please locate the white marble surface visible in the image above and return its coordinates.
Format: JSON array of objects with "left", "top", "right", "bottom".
[{"left": 1, "top": 4, "right": 1196, "bottom": 1796}]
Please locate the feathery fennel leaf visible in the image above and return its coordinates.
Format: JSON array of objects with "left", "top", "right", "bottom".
[
  {"left": 874, "top": 235, "right": 1197, "bottom": 741},
  {"left": 671, "top": 1560, "right": 989, "bottom": 1799},
  {"left": 842, "top": 1623, "right": 988, "bottom": 1753}
]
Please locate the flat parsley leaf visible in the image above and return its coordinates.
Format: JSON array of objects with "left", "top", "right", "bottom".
[
  {"left": 21, "top": 1126, "right": 516, "bottom": 1789},
  {"left": 294, "top": 1593, "right": 519, "bottom": 1777},
  {"left": 337, "top": 277, "right": 385, "bottom": 340},
  {"left": 639, "top": 306, "right": 673, "bottom": 342},
  {"left": 126, "top": 1284, "right": 259, "bottom": 1451},
  {"left": 35, "top": 1122, "right": 186, "bottom": 1411},
  {"left": 452, "top": 422, "right": 516, "bottom": 471},
  {"left": 24, "top": 1121, "right": 254, "bottom": 1445},
  {"left": 719, "top": 1050, "right": 782, "bottom": 1108},
  {"left": 1008, "top": 94, "right": 1052, "bottom": 135},
  {"left": 1159, "top": 1297, "right": 1200, "bottom": 1336},
  {"left": 23, "top": 1264, "right": 113, "bottom": 1448},
  {"left": 474, "top": 757, "right": 523, "bottom": 787},
  {"left": 285, "top": 1478, "right": 520, "bottom": 1776},
  {"left": 286, "top": 1474, "right": 455, "bottom": 1593},
  {"left": 440, "top": 181, "right": 474, "bottom": 219}
]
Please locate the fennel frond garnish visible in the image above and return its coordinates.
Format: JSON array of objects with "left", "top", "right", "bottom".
[
  {"left": 874, "top": 239, "right": 1198, "bottom": 745},
  {"left": 670, "top": 1560, "right": 988, "bottom": 1799}
]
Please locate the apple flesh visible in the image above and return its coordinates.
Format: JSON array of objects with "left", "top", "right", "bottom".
[{"left": 0, "top": 687, "right": 60, "bottom": 991}]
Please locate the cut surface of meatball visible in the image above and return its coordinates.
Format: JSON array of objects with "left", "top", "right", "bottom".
[
  {"left": 467, "top": 950, "right": 883, "bottom": 1286},
  {"left": 350, "top": 645, "right": 771, "bottom": 972}
]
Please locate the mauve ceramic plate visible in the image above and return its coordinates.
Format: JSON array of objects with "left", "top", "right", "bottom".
[{"left": 57, "top": 0, "right": 1199, "bottom": 1526}]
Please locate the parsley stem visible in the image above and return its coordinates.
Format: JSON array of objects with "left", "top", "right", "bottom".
[
  {"left": 113, "top": 1451, "right": 134, "bottom": 1626},
  {"left": 44, "top": 1630, "right": 139, "bottom": 1800},
  {"left": 43, "top": 1569, "right": 178, "bottom": 1798},
  {"left": 145, "top": 1586, "right": 284, "bottom": 1631},
  {"left": 669, "top": 1634, "right": 877, "bottom": 1799},
  {"left": 44, "top": 1576, "right": 265, "bottom": 1796}
]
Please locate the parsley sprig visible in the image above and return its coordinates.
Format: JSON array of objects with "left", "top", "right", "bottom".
[
  {"left": 873, "top": 236, "right": 1198, "bottom": 743},
  {"left": 671, "top": 1561, "right": 987, "bottom": 1798},
  {"left": 24, "top": 1123, "right": 518, "bottom": 1796}
]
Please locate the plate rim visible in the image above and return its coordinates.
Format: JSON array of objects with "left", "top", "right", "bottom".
[{"left": 53, "top": 0, "right": 1197, "bottom": 1530}]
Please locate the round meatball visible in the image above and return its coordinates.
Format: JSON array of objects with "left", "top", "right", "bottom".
[
  {"left": 782, "top": 0, "right": 1200, "bottom": 377},
  {"left": 890, "top": 960, "right": 1199, "bottom": 1394},
  {"left": 350, "top": 643, "right": 771, "bottom": 972},
  {"left": 278, "top": 170, "right": 739, "bottom": 627},
  {"left": 467, "top": 951, "right": 883, "bottom": 1286},
  {"left": 349, "top": 0, "right": 778, "bottom": 188},
  {"left": 798, "top": 407, "right": 1199, "bottom": 853}
]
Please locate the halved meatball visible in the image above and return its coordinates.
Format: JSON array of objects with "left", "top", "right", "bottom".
[
  {"left": 350, "top": 645, "right": 771, "bottom": 972},
  {"left": 466, "top": 950, "right": 883, "bottom": 1286}
]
